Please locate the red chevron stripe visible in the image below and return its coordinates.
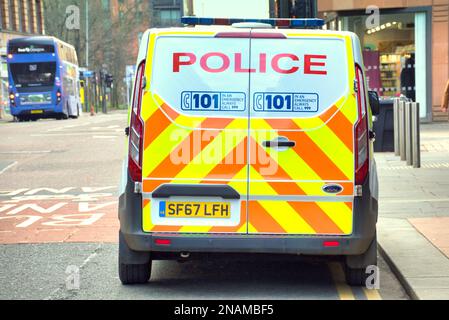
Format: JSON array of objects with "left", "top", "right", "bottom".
[
  {"left": 288, "top": 202, "right": 344, "bottom": 234},
  {"left": 144, "top": 107, "right": 177, "bottom": 150},
  {"left": 248, "top": 201, "right": 286, "bottom": 233},
  {"left": 263, "top": 119, "right": 350, "bottom": 181},
  {"left": 319, "top": 105, "right": 354, "bottom": 151},
  {"left": 146, "top": 117, "right": 234, "bottom": 179},
  {"left": 250, "top": 137, "right": 306, "bottom": 195}
]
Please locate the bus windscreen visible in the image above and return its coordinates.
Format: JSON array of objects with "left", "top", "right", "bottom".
[{"left": 10, "top": 62, "right": 56, "bottom": 88}]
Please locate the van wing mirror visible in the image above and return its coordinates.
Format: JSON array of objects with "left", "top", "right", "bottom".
[{"left": 368, "top": 91, "right": 380, "bottom": 116}]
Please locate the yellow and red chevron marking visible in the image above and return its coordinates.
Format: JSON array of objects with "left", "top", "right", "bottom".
[
  {"left": 141, "top": 96, "right": 356, "bottom": 235},
  {"left": 142, "top": 199, "right": 248, "bottom": 233},
  {"left": 248, "top": 200, "right": 353, "bottom": 235},
  {"left": 141, "top": 91, "right": 248, "bottom": 196},
  {"left": 247, "top": 100, "right": 356, "bottom": 235},
  {"left": 248, "top": 133, "right": 355, "bottom": 197},
  {"left": 250, "top": 95, "right": 357, "bottom": 183}
]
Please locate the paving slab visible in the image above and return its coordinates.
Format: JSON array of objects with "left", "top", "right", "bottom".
[{"left": 378, "top": 215, "right": 449, "bottom": 299}]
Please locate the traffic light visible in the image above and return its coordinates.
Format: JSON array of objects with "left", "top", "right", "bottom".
[{"left": 105, "top": 74, "right": 114, "bottom": 88}]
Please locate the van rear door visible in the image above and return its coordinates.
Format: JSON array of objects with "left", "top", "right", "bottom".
[
  {"left": 248, "top": 31, "right": 357, "bottom": 235},
  {"left": 141, "top": 31, "right": 250, "bottom": 234}
]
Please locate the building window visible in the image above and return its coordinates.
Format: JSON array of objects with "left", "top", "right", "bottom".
[
  {"left": 333, "top": 10, "right": 429, "bottom": 119},
  {"left": 28, "top": 0, "right": 35, "bottom": 33},
  {"left": 154, "top": 9, "right": 181, "bottom": 27},
  {"left": 0, "top": 0, "right": 5, "bottom": 30},
  {"left": 36, "top": 0, "right": 42, "bottom": 34},
  {"left": 9, "top": 0, "right": 17, "bottom": 30},
  {"left": 18, "top": 0, "right": 26, "bottom": 32},
  {"left": 153, "top": 0, "right": 182, "bottom": 27}
]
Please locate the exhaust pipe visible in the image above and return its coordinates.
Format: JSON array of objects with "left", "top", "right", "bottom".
[{"left": 180, "top": 252, "right": 190, "bottom": 259}]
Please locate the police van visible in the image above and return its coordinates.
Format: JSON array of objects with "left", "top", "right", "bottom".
[{"left": 119, "top": 17, "right": 380, "bottom": 286}]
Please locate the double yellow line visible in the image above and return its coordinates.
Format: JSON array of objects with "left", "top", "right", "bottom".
[{"left": 328, "top": 262, "right": 382, "bottom": 300}]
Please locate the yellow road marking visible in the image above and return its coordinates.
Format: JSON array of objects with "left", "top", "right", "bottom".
[
  {"left": 328, "top": 262, "right": 355, "bottom": 300},
  {"left": 363, "top": 288, "right": 382, "bottom": 300}
]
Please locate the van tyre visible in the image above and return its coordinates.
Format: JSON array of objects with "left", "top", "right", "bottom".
[
  {"left": 118, "top": 232, "right": 152, "bottom": 285},
  {"left": 119, "top": 263, "right": 151, "bottom": 285},
  {"left": 344, "top": 234, "right": 378, "bottom": 286}
]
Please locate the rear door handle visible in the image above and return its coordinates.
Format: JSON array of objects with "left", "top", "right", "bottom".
[{"left": 263, "top": 138, "right": 296, "bottom": 148}]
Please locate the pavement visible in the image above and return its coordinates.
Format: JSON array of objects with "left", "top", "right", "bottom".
[
  {"left": 375, "top": 122, "right": 449, "bottom": 300},
  {"left": 0, "top": 111, "right": 409, "bottom": 300}
]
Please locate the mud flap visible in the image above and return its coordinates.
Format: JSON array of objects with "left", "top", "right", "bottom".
[
  {"left": 119, "top": 232, "right": 151, "bottom": 265},
  {"left": 345, "top": 233, "right": 377, "bottom": 269}
]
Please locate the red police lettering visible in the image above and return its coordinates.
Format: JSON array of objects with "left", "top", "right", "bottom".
[
  {"left": 271, "top": 54, "right": 300, "bottom": 74},
  {"left": 235, "top": 53, "right": 256, "bottom": 73},
  {"left": 173, "top": 53, "right": 196, "bottom": 72},
  {"left": 200, "top": 52, "right": 230, "bottom": 73},
  {"left": 259, "top": 53, "right": 267, "bottom": 73},
  {"left": 304, "top": 54, "right": 327, "bottom": 75},
  {"left": 172, "top": 52, "right": 328, "bottom": 75}
]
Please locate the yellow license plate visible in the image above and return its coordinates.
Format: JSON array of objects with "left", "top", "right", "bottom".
[
  {"left": 31, "top": 110, "right": 43, "bottom": 114},
  {"left": 159, "top": 201, "right": 231, "bottom": 219}
]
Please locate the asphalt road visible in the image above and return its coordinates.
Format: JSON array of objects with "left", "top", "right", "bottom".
[{"left": 0, "top": 112, "right": 409, "bottom": 300}]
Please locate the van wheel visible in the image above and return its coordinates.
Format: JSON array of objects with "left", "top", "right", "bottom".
[
  {"left": 344, "top": 234, "right": 378, "bottom": 286},
  {"left": 119, "top": 263, "right": 152, "bottom": 285},
  {"left": 118, "top": 232, "right": 152, "bottom": 285}
]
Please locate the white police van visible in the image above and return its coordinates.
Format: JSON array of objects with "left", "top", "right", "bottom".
[{"left": 119, "top": 17, "right": 380, "bottom": 286}]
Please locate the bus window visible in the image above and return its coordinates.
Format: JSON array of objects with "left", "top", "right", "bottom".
[{"left": 10, "top": 62, "right": 56, "bottom": 88}]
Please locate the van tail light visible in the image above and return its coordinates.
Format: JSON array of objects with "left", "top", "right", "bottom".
[
  {"left": 128, "top": 61, "right": 146, "bottom": 182},
  {"left": 355, "top": 64, "right": 369, "bottom": 186}
]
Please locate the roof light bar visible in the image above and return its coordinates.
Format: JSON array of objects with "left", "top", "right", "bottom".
[{"left": 181, "top": 17, "right": 325, "bottom": 28}]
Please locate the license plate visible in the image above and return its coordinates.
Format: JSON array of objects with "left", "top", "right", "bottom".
[
  {"left": 31, "top": 110, "right": 43, "bottom": 114},
  {"left": 159, "top": 201, "right": 231, "bottom": 219}
]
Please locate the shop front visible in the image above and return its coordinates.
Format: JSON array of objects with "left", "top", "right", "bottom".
[{"left": 321, "top": 6, "right": 433, "bottom": 122}]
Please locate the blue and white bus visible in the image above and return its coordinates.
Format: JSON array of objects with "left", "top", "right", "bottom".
[{"left": 7, "top": 36, "right": 81, "bottom": 121}]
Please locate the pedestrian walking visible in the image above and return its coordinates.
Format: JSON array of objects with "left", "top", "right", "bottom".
[{"left": 442, "top": 79, "right": 449, "bottom": 113}]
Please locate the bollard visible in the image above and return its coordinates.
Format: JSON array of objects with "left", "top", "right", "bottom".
[
  {"left": 405, "top": 102, "right": 413, "bottom": 166},
  {"left": 399, "top": 101, "right": 406, "bottom": 161},
  {"left": 412, "top": 102, "right": 421, "bottom": 168},
  {"left": 393, "top": 99, "right": 400, "bottom": 156}
]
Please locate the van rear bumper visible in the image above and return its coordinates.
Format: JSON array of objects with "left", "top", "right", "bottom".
[
  {"left": 119, "top": 175, "right": 377, "bottom": 257},
  {"left": 122, "top": 232, "right": 374, "bottom": 256}
]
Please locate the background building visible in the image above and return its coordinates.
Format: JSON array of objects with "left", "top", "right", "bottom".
[
  {"left": 0, "top": 0, "right": 46, "bottom": 113},
  {"left": 153, "top": 0, "right": 183, "bottom": 27},
  {"left": 317, "top": 0, "right": 449, "bottom": 123},
  {"left": 273, "top": 0, "right": 448, "bottom": 123}
]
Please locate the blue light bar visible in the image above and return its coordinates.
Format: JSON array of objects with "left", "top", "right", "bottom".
[{"left": 181, "top": 17, "right": 325, "bottom": 28}]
